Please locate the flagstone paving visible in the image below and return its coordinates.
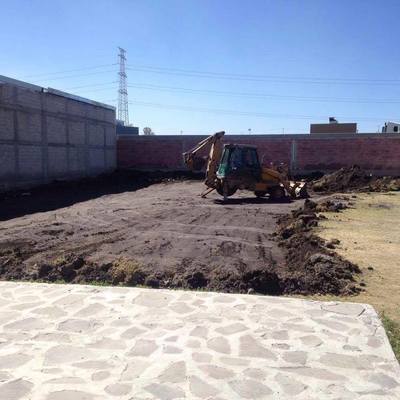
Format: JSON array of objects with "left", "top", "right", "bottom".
[{"left": 0, "top": 281, "right": 399, "bottom": 399}]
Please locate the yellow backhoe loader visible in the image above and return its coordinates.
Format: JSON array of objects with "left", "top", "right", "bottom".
[{"left": 183, "top": 131, "right": 307, "bottom": 200}]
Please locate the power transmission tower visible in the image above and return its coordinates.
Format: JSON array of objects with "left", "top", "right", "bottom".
[{"left": 117, "top": 47, "right": 129, "bottom": 125}]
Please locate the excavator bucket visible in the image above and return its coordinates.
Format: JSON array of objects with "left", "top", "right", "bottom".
[{"left": 287, "top": 181, "right": 308, "bottom": 199}]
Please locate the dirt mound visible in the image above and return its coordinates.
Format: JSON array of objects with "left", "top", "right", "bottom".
[
  {"left": 311, "top": 166, "right": 371, "bottom": 193},
  {"left": 311, "top": 166, "right": 400, "bottom": 193},
  {"left": 275, "top": 199, "right": 362, "bottom": 295},
  {"left": 364, "top": 176, "right": 400, "bottom": 192}
]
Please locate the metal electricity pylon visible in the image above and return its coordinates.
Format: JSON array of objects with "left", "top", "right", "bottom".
[{"left": 117, "top": 47, "right": 129, "bottom": 125}]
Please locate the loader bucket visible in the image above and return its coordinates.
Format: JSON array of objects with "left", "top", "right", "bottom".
[{"left": 288, "top": 181, "right": 308, "bottom": 199}]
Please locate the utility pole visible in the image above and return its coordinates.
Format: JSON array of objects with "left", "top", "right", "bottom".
[{"left": 117, "top": 47, "right": 129, "bottom": 125}]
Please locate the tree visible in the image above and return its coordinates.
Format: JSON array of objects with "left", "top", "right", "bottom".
[{"left": 143, "top": 127, "right": 155, "bottom": 135}]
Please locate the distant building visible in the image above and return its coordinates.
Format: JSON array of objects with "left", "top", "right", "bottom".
[
  {"left": 382, "top": 121, "right": 400, "bottom": 134},
  {"left": 116, "top": 120, "right": 139, "bottom": 135},
  {"left": 310, "top": 117, "right": 357, "bottom": 134}
]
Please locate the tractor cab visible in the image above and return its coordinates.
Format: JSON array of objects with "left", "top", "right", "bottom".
[{"left": 217, "top": 144, "right": 261, "bottom": 182}]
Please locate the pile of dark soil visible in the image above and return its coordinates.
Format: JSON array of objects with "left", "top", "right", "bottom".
[
  {"left": 274, "top": 199, "right": 362, "bottom": 295},
  {"left": 311, "top": 165, "right": 400, "bottom": 193},
  {"left": 0, "top": 249, "right": 282, "bottom": 295}
]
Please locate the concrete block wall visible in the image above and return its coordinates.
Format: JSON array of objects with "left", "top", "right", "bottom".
[
  {"left": 117, "top": 133, "right": 400, "bottom": 176},
  {"left": 0, "top": 79, "right": 116, "bottom": 191}
]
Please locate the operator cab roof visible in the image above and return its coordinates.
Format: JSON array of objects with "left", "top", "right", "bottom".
[{"left": 223, "top": 143, "right": 257, "bottom": 149}]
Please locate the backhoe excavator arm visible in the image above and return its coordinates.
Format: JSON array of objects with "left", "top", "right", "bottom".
[{"left": 183, "top": 131, "right": 225, "bottom": 189}]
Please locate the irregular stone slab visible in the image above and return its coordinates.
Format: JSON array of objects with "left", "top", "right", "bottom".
[
  {"left": 46, "top": 390, "right": 98, "bottom": 400},
  {"left": 0, "top": 353, "right": 32, "bottom": 368},
  {"left": 104, "top": 383, "right": 131, "bottom": 396},
  {"left": 74, "top": 303, "right": 106, "bottom": 317},
  {"left": 282, "top": 350, "right": 308, "bottom": 365},
  {"left": 145, "top": 383, "right": 185, "bottom": 400},
  {"left": 120, "top": 326, "right": 146, "bottom": 339},
  {"left": 53, "top": 294, "right": 86, "bottom": 306},
  {"left": 189, "top": 376, "right": 219, "bottom": 398},
  {"left": 134, "top": 291, "right": 173, "bottom": 308},
  {"left": 4, "top": 317, "right": 47, "bottom": 330},
  {"left": 275, "top": 372, "right": 307, "bottom": 395},
  {"left": 0, "top": 379, "right": 33, "bottom": 400},
  {"left": 163, "top": 345, "right": 182, "bottom": 354},
  {"left": 207, "top": 336, "right": 231, "bottom": 354},
  {"left": 199, "top": 364, "right": 235, "bottom": 379},
  {"left": 32, "top": 306, "right": 67, "bottom": 318},
  {"left": 88, "top": 337, "right": 126, "bottom": 350},
  {"left": 128, "top": 339, "right": 158, "bottom": 357},
  {"left": 229, "top": 379, "right": 272, "bottom": 399},
  {"left": 170, "top": 302, "right": 194, "bottom": 314},
  {"left": 299, "top": 335, "right": 323, "bottom": 347},
  {"left": 368, "top": 372, "right": 399, "bottom": 390},
  {"left": 186, "top": 339, "right": 200, "bottom": 348},
  {"left": 271, "top": 330, "right": 289, "bottom": 340},
  {"left": 280, "top": 366, "right": 347, "bottom": 381},
  {"left": 239, "top": 335, "right": 277, "bottom": 360},
  {"left": 34, "top": 332, "right": 71, "bottom": 343},
  {"left": 120, "top": 360, "right": 151, "bottom": 380},
  {"left": 321, "top": 302, "right": 365, "bottom": 316},
  {"left": 44, "top": 377, "right": 85, "bottom": 384},
  {"left": 73, "top": 360, "right": 113, "bottom": 370},
  {"left": 57, "top": 318, "right": 103, "bottom": 333},
  {"left": 313, "top": 318, "right": 349, "bottom": 332},
  {"left": 189, "top": 326, "right": 208, "bottom": 338},
  {"left": 243, "top": 368, "right": 267, "bottom": 380},
  {"left": 319, "top": 352, "right": 372, "bottom": 370},
  {"left": 191, "top": 353, "right": 211, "bottom": 365},
  {"left": 216, "top": 322, "right": 247, "bottom": 335},
  {"left": 158, "top": 361, "right": 186, "bottom": 383},
  {"left": 0, "top": 371, "right": 12, "bottom": 382},
  {"left": 91, "top": 371, "right": 110, "bottom": 381},
  {"left": 220, "top": 357, "right": 250, "bottom": 367},
  {"left": 213, "top": 295, "right": 236, "bottom": 303},
  {"left": 44, "top": 345, "right": 97, "bottom": 365}
]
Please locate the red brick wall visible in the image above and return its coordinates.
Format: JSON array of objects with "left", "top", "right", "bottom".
[{"left": 117, "top": 134, "right": 400, "bottom": 175}]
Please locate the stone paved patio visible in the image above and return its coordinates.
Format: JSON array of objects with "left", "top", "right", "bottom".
[{"left": 0, "top": 282, "right": 399, "bottom": 399}]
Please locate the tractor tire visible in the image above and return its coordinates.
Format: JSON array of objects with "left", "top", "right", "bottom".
[
  {"left": 216, "top": 185, "right": 237, "bottom": 198},
  {"left": 268, "top": 186, "right": 286, "bottom": 201}
]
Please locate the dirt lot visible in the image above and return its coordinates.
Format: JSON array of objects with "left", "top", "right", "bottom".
[
  {"left": 0, "top": 179, "right": 305, "bottom": 294},
  {"left": 1, "top": 167, "right": 395, "bottom": 297}
]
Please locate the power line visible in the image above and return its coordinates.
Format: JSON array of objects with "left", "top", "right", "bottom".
[
  {"left": 64, "top": 81, "right": 117, "bottom": 90},
  {"left": 127, "top": 82, "right": 400, "bottom": 104},
  {"left": 128, "top": 100, "right": 398, "bottom": 122},
  {"left": 126, "top": 64, "right": 400, "bottom": 85},
  {"left": 30, "top": 69, "right": 118, "bottom": 84},
  {"left": 21, "top": 63, "right": 117, "bottom": 78}
]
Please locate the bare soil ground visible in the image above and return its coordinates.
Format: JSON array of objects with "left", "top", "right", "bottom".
[
  {"left": 0, "top": 179, "right": 304, "bottom": 294},
  {"left": 0, "top": 169, "right": 380, "bottom": 296}
]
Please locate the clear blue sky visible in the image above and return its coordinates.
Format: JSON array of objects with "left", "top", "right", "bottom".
[{"left": 1, "top": 0, "right": 400, "bottom": 134}]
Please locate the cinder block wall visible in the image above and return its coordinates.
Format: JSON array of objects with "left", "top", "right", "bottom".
[
  {"left": 117, "top": 133, "right": 400, "bottom": 176},
  {"left": 0, "top": 81, "right": 116, "bottom": 191}
]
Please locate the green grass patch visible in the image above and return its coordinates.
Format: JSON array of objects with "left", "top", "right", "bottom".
[{"left": 381, "top": 312, "right": 400, "bottom": 361}]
